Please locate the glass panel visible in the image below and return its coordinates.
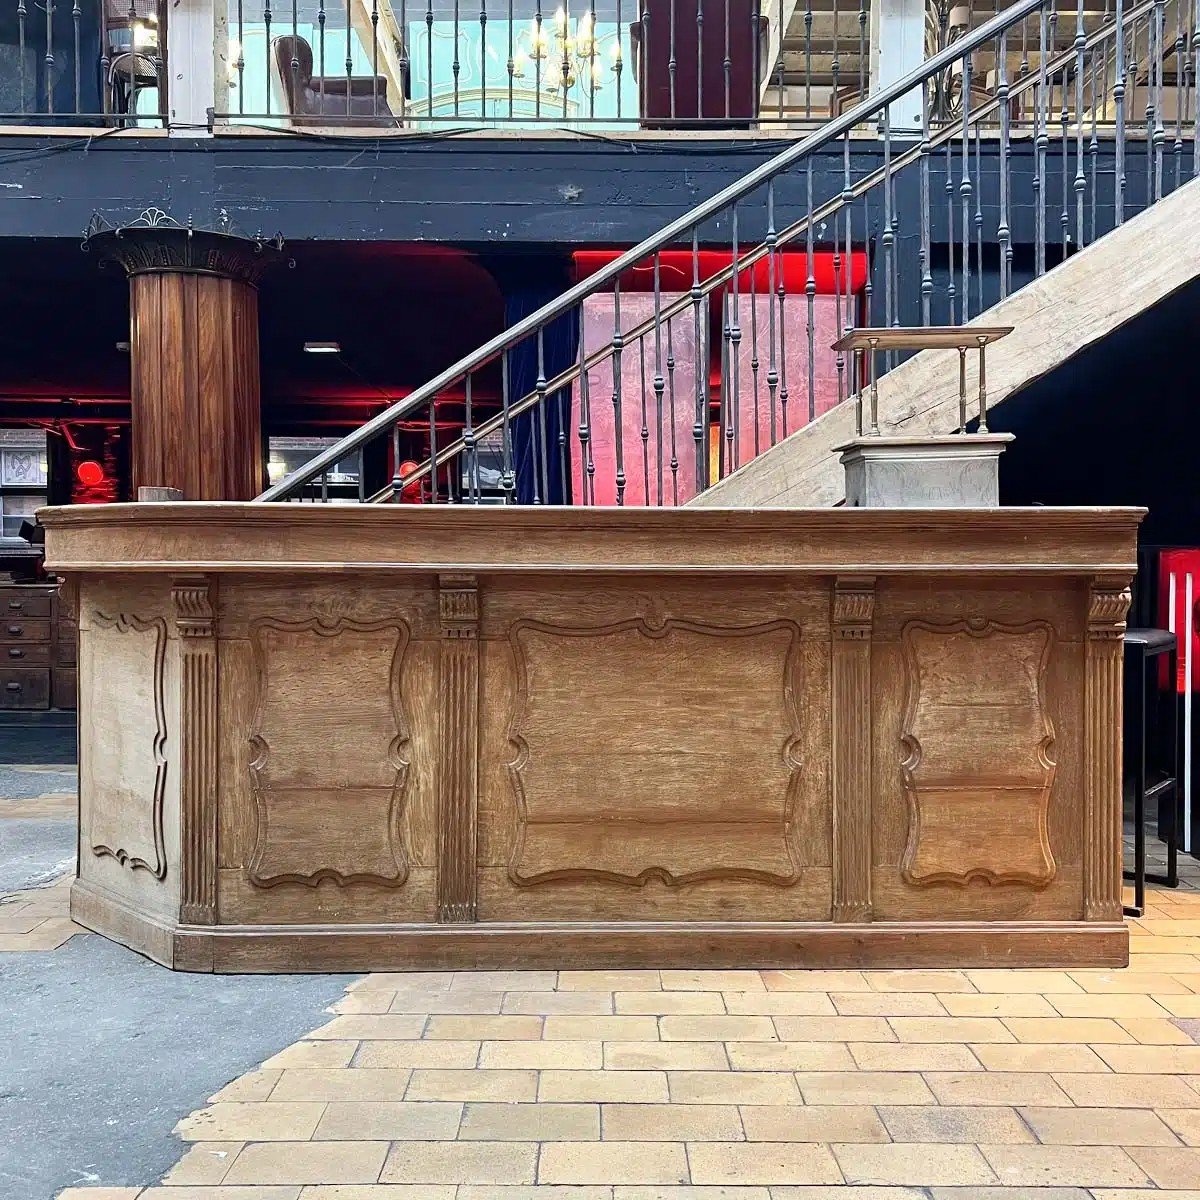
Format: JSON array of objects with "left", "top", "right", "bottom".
[
  {"left": 267, "top": 437, "right": 361, "bottom": 485},
  {"left": 1, "top": 450, "right": 49, "bottom": 487},
  {"left": 0, "top": 494, "right": 45, "bottom": 538}
]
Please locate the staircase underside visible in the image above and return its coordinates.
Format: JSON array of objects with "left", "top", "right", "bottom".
[{"left": 690, "top": 174, "right": 1200, "bottom": 509}]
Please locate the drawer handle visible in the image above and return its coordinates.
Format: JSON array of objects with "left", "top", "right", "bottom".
[
  {"left": 8, "top": 648, "right": 23, "bottom": 659},
  {"left": 7, "top": 626, "right": 21, "bottom": 636},
  {"left": 5, "top": 682, "right": 20, "bottom": 692},
  {"left": 7, "top": 601, "right": 22, "bottom": 611}
]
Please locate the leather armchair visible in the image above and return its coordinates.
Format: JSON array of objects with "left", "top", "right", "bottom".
[{"left": 273, "top": 33, "right": 403, "bottom": 126}]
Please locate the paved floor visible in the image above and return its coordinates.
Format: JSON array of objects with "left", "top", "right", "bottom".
[
  {"left": 12, "top": 719, "right": 1200, "bottom": 1200},
  {"left": 42, "top": 871, "right": 1200, "bottom": 1200},
  {"left": 0, "top": 752, "right": 354, "bottom": 1200}
]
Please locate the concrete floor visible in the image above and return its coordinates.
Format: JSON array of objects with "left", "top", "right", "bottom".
[{"left": 0, "top": 717, "right": 357, "bottom": 1200}]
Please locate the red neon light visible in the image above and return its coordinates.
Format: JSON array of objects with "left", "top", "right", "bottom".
[
  {"left": 573, "top": 249, "right": 870, "bottom": 295},
  {"left": 75, "top": 460, "right": 105, "bottom": 487}
]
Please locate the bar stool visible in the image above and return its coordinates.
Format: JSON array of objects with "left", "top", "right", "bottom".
[{"left": 1123, "top": 628, "right": 1183, "bottom": 917}]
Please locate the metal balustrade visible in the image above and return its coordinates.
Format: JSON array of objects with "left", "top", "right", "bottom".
[
  {"left": 0, "top": 0, "right": 166, "bottom": 124},
  {"left": 214, "top": 0, "right": 1193, "bottom": 129},
  {"left": 257, "top": 0, "right": 1198, "bottom": 506}
]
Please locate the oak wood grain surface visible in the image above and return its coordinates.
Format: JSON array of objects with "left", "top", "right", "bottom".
[{"left": 53, "top": 503, "right": 1142, "bottom": 971}]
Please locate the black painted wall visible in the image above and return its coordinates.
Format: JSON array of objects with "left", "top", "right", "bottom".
[{"left": 0, "top": 132, "right": 1171, "bottom": 253}]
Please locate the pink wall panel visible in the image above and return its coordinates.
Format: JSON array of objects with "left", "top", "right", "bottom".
[
  {"left": 717, "top": 293, "right": 845, "bottom": 478},
  {"left": 572, "top": 294, "right": 705, "bottom": 506}
]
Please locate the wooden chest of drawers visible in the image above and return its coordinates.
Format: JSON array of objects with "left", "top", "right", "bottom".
[{"left": 0, "top": 581, "right": 76, "bottom": 710}]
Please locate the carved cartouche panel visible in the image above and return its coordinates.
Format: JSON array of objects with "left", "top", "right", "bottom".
[
  {"left": 507, "top": 616, "right": 803, "bottom": 887},
  {"left": 248, "top": 616, "right": 411, "bottom": 888},
  {"left": 900, "top": 619, "right": 1056, "bottom": 887},
  {"left": 89, "top": 613, "right": 168, "bottom": 879}
]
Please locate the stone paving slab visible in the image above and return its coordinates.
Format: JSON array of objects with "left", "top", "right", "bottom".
[{"left": 29, "top": 816, "right": 1200, "bottom": 1199}]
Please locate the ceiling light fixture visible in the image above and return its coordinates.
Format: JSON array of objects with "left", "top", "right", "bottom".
[{"left": 303, "top": 341, "right": 341, "bottom": 355}]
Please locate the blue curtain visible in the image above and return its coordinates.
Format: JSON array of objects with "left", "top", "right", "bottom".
[{"left": 498, "top": 260, "right": 579, "bottom": 505}]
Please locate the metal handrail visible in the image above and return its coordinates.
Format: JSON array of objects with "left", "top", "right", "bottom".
[
  {"left": 256, "top": 0, "right": 1051, "bottom": 502},
  {"left": 360, "top": 0, "right": 1158, "bottom": 500}
]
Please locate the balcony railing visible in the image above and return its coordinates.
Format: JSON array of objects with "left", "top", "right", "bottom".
[
  {"left": 3, "top": 0, "right": 1190, "bottom": 131},
  {"left": 0, "top": 0, "right": 166, "bottom": 125}
]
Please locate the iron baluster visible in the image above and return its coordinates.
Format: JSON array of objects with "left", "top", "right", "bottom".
[
  {"left": 805, "top": 154, "right": 817, "bottom": 425},
  {"left": 453, "top": 0, "right": 461, "bottom": 115},
  {"left": 765, "top": 180, "right": 779, "bottom": 447},
  {"left": 652, "top": 252, "right": 667, "bottom": 503},
  {"left": 724, "top": 0, "right": 731, "bottom": 118},
  {"left": 974, "top": 122, "right": 983, "bottom": 317},
  {"left": 1154, "top": 0, "right": 1166, "bottom": 201},
  {"left": 883, "top": 107, "right": 896, "bottom": 331},
  {"left": 1035, "top": 0, "right": 1049, "bottom": 274},
  {"left": 858, "top": 0, "right": 867, "bottom": 105},
  {"left": 535, "top": 328, "right": 549, "bottom": 504},
  {"left": 1089, "top": 22, "right": 1101, "bottom": 244},
  {"left": 638, "top": 336, "right": 650, "bottom": 502},
  {"left": 428, "top": 390, "right": 440, "bottom": 501},
  {"left": 669, "top": 0, "right": 677, "bottom": 119},
  {"left": 728, "top": 204, "right": 742, "bottom": 468},
  {"left": 804, "top": 0, "right": 812, "bottom": 118},
  {"left": 691, "top": 231, "right": 706, "bottom": 494},
  {"left": 748, "top": 242, "right": 761, "bottom": 458},
  {"left": 998, "top": 31, "right": 1013, "bottom": 296},
  {"left": 666, "top": 316, "right": 679, "bottom": 505},
  {"left": 464, "top": 374, "right": 479, "bottom": 502},
  {"left": 945, "top": 138, "right": 956, "bottom": 324},
  {"left": 391, "top": 423, "right": 403, "bottom": 502},
  {"left": 1116, "top": 0, "right": 1127, "bottom": 218},
  {"left": 501, "top": 349, "right": 515, "bottom": 501},
  {"left": 17, "top": 0, "right": 25, "bottom": 114},
  {"left": 72, "top": 0, "right": 79, "bottom": 113},
  {"left": 1174, "top": 0, "right": 1186, "bottom": 191},
  {"left": 611, "top": 281, "right": 627, "bottom": 505},
  {"left": 832, "top": 0, "right": 843, "bottom": 114},
  {"left": 918, "top": 77, "right": 933, "bottom": 322},
  {"left": 1061, "top": 64, "right": 1070, "bottom": 259},
  {"left": 507, "top": 0, "right": 518, "bottom": 120},
  {"left": 577, "top": 309, "right": 595, "bottom": 503},
  {"left": 45, "top": 0, "right": 54, "bottom": 116},
  {"left": 836, "top": 130, "right": 852, "bottom": 404}
]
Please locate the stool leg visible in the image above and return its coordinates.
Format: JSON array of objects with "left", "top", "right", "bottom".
[
  {"left": 1169, "top": 644, "right": 1181, "bottom": 887},
  {"left": 1125, "top": 647, "right": 1148, "bottom": 918}
]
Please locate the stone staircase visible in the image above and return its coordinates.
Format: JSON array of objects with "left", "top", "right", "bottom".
[{"left": 690, "top": 174, "right": 1200, "bottom": 508}]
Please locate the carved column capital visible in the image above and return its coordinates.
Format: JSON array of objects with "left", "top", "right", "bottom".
[
  {"left": 1087, "top": 577, "right": 1133, "bottom": 641},
  {"left": 172, "top": 575, "right": 216, "bottom": 638},
  {"left": 439, "top": 574, "right": 480, "bottom": 638},
  {"left": 85, "top": 210, "right": 286, "bottom": 287},
  {"left": 833, "top": 575, "right": 877, "bottom": 641}
]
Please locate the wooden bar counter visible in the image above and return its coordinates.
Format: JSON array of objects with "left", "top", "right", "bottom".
[{"left": 41, "top": 502, "right": 1143, "bottom": 972}]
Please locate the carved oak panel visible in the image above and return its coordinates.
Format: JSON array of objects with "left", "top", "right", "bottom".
[
  {"left": 507, "top": 615, "right": 803, "bottom": 886},
  {"left": 89, "top": 613, "right": 168, "bottom": 878},
  {"left": 900, "top": 618, "right": 1056, "bottom": 887},
  {"left": 249, "top": 614, "right": 411, "bottom": 888}
]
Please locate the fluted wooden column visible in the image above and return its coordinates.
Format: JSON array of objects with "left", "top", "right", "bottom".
[
  {"left": 88, "top": 216, "right": 284, "bottom": 501},
  {"left": 437, "top": 573, "right": 481, "bottom": 922},
  {"left": 1084, "top": 575, "right": 1132, "bottom": 921},
  {"left": 831, "top": 575, "right": 876, "bottom": 922},
  {"left": 173, "top": 575, "right": 218, "bottom": 925}
]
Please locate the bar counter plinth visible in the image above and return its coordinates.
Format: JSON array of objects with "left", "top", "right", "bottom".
[{"left": 41, "top": 502, "right": 1142, "bottom": 972}]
